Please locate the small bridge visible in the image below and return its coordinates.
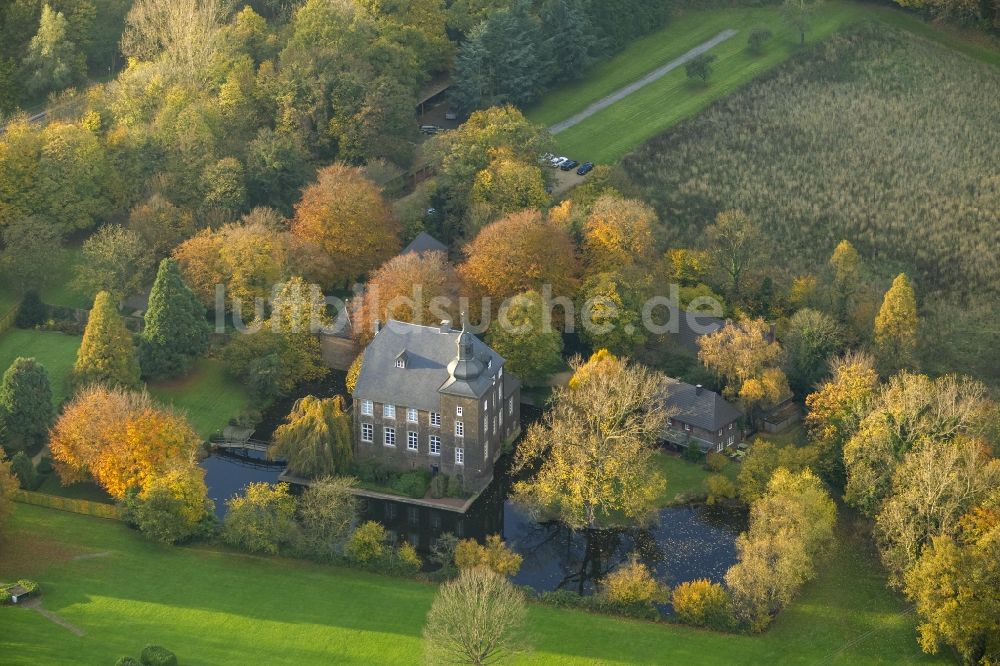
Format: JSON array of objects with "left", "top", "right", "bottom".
[{"left": 210, "top": 439, "right": 271, "bottom": 454}]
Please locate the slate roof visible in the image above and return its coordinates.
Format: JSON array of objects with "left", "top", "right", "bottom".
[
  {"left": 664, "top": 378, "right": 742, "bottom": 432},
  {"left": 353, "top": 320, "right": 506, "bottom": 411},
  {"left": 400, "top": 232, "right": 448, "bottom": 257}
]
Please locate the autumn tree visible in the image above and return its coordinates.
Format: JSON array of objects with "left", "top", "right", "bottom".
[
  {"left": 904, "top": 491, "right": 1000, "bottom": 665},
  {"left": 843, "top": 372, "right": 991, "bottom": 516},
  {"left": 291, "top": 164, "right": 400, "bottom": 289},
  {"left": 173, "top": 212, "right": 290, "bottom": 311},
  {"left": 582, "top": 195, "right": 657, "bottom": 274},
  {"left": 783, "top": 308, "right": 843, "bottom": 396},
  {"left": 874, "top": 273, "right": 918, "bottom": 374},
  {"left": 578, "top": 272, "right": 647, "bottom": 356},
  {"left": 453, "top": 534, "right": 523, "bottom": 577},
  {"left": 296, "top": 476, "right": 359, "bottom": 560},
  {"left": 74, "top": 291, "right": 141, "bottom": 389},
  {"left": 222, "top": 482, "right": 297, "bottom": 555},
  {"left": 423, "top": 567, "right": 528, "bottom": 666},
  {"left": 726, "top": 468, "right": 836, "bottom": 631},
  {"left": 469, "top": 150, "right": 550, "bottom": 225},
  {"left": 352, "top": 250, "right": 460, "bottom": 345},
  {"left": 269, "top": 395, "right": 352, "bottom": 478},
  {"left": 139, "top": 258, "right": 210, "bottom": 379},
  {"left": 23, "top": 4, "right": 86, "bottom": 97},
  {"left": 705, "top": 209, "right": 765, "bottom": 299},
  {"left": 735, "top": 440, "right": 818, "bottom": 504},
  {"left": 122, "top": 0, "right": 230, "bottom": 82},
  {"left": 803, "top": 351, "right": 879, "bottom": 485},
  {"left": 672, "top": 579, "right": 731, "bottom": 629},
  {"left": 874, "top": 436, "right": 1000, "bottom": 586},
  {"left": 826, "top": 240, "right": 862, "bottom": 324},
  {"left": 0, "top": 358, "right": 53, "bottom": 454},
  {"left": 601, "top": 557, "right": 668, "bottom": 611},
  {"left": 513, "top": 352, "right": 669, "bottom": 529},
  {"left": 76, "top": 225, "right": 151, "bottom": 300},
  {"left": 459, "top": 208, "right": 578, "bottom": 305},
  {"left": 0, "top": 217, "right": 65, "bottom": 292},
  {"left": 0, "top": 456, "right": 17, "bottom": 534},
  {"left": 127, "top": 194, "right": 195, "bottom": 263},
  {"left": 486, "top": 290, "right": 563, "bottom": 386},
  {"left": 698, "top": 318, "right": 788, "bottom": 423},
  {"left": 49, "top": 386, "right": 201, "bottom": 499}
]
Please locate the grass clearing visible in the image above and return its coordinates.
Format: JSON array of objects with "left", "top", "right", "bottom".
[
  {"left": 652, "top": 452, "right": 738, "bottom": 505},
  {"left": 0, "top": 503, "right": 942, "bottom": 665},
  {"left": 0, "top": 328, "right": 81, "bottom": 408},
  {"left": 148, "top": 359, "right": 250, "bottom": 439},
  {"left": 526, "top": 2, "right": 999, "bottom": 163}
]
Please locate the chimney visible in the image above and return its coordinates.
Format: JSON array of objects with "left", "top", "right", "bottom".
[
  {"left": 695, "top": 384, "right": 703, "bottom": 395},
  {"left": 440, "top": 319, "right": 452, "bottom": 333},
  {"left": 374, "top": 319, "right": 381, "bottom": 333}
]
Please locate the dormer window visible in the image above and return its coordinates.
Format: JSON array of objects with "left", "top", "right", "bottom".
[
  {"left": 487, "top": 357, "right": 492, "bottom": 369},
  {"left": 395, "top": 351, "right": 407, "bottom": 369},
  {"left": 456, "top": 406, "right": 463, "bottom": 417},
  {"left": 499, "top": 367, "right": 503, "bottom": 378}
]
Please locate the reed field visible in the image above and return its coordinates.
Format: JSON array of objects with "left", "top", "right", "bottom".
[{"left": 622, "top": 24, "right": 1000, "bottom": 381}]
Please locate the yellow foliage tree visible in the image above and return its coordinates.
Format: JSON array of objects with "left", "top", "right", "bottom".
[
  {"left": 470, "top": 149, "right": 550, "bottom": 220},
  {"left": 453, "top": 534, "right": 523, "bottom": 577},
  {"left": 582, "top": 195, "right": 657, "bottom": 273},
  {"left": 874, "top": 273, "right": 918, "bottom": 373},
  {"left": 602, "top": 558, "right": 667, "bottom": 607},
  {"left": 671, "top": 579, "right": 730, "bottom": 627}
]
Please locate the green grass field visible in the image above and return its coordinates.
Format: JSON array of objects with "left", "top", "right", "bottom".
[
  {"left": 0, "top": 329, "right": 81, "bottom": 408},
  {"left": 652, "top": 452, "right": 739, "bottom": 505},
  {"left": 0, "top": 504, "right": 941, "bottom": 665},
  {"left": 526, "top": 2, "right": 1000, "bottom": 163},
  {"left": 147, "top": 359, "right": 250, "bottom": 439}
]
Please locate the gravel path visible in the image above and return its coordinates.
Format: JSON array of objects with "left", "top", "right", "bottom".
[{"left": 549, "top": 29, "right": 738, "bottom": 135}]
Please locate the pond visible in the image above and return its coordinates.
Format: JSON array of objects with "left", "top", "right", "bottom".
[{"left": 201, "top": 450, "right": 284, "bottom": 518}]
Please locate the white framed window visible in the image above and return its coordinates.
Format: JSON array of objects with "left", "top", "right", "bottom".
[
  {"left": 497, "top": 385, "right": 502, "bottom": 401},
  {"left": 455, "top": 421, "right": 464, "bottom": 437},
  {"left": 499, "top": 409, "right": 504, "bottom": 426},
  {"left": 429, "top": 436, "right": 441, "bottom": 455},
  {"left": 508, "top": 397, "right": 513, "bottom": 415},
  {"left": 482, "top": 399, "right": 488, "bottom": 411},
  {"left": 499, "top": 367, "right": 503, "bottom": 378},
  {"left": 361, "top": 422, "right": 373, "bottom": 442},
  {"left": 729, "top": 422, "right": 735, "bottom": 431},
  {"left": 684, "top": 423, "right": 691, "bottom": 432},
  {"left": 407, "top": 431, "right": 418, "bottom": 451},
  {"left": 384, "top": 404, "right": 396, "bottom": 419},
  {"left": 483, "top": 416, "right": 488, "bottom": 433},
  {"left": 485, "top": 443, "right": 489, "bottom": 460},
  {"left": 494, "top": 415, "right": 499, "bottom": 433},
  {"left": 728, "top": 435, "right": 735, "bottom": 446},
  {"left": 395, "top": 358, "right": 405, "bottom": 369},
  {"left": 455, "top": 448, "right": 464, "bottom": 465},
  {"left": 487, "top": 357, "right": 492, "bottom": 369},
  {"left": 384, "top": 427, "right": 396, "bottom": 447},
  {"left": 361, "top": 400, "right": 373, "bottom": 416},
  {"left": 716, "top": 442, "right": 724, "bottom": 453},
  {"left": 407, "top": 408, "right": 418, "bottom": 423},
  {"left": 430, "top": 412, "right": 441, "bottom": 427},
  {"left": 718, "top": 429, "right": 723, "bottom": 437},
  {"left": 456, "top": 405, "right": 463, "bottom": 417}
]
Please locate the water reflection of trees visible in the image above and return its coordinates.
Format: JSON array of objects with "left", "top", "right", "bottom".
[{"left": 514, "top": 521, "right": 666, "bottom": 595}]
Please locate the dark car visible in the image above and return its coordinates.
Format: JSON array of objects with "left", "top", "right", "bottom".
[
  {"left": 560, "top": 159, "right": 579, "bottom": 171},
  {"left": 576, "top": 161, "right": 594, "bottom": 175}
]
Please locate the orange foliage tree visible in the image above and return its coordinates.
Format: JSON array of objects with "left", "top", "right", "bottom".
[
  {"left": 352, "top": 250, "right": 460, "bottom": 344},
  {"left": 49, "top": 386, "right": 201, "bottom": 499},
  {"left": 458, "top": 209, "right": 578, "bottom": 307},
  {"left": 291, "top": 163, "right": 400, "bottom": 288},
  {"left": 582, "top": 195, "right": 657, "bottom": 274}
]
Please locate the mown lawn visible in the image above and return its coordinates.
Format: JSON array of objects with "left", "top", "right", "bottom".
[
  {"left": 652, "top": 452, "right": 739, "bottom": 505},
  {"left": 147, "top": 359, "right": 250, "bottom": 439},
  {"left": 0, "top": 329, "right": 81, "bottom": 408},
  {"left": 526, "top": 1, "right": 999, "bottom": 163},
  {"left": 0, "top": 504, "right": 942, "bottom": 666}
]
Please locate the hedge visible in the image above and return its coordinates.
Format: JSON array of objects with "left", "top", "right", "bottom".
[{"left": 13, "top": 490, "right": 120, "bottom": 520}]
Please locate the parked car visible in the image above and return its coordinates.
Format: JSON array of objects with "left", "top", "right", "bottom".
[
  {"left": 444, "top": 111, "right": 457, "bottom": 121},
  {"left": 560, "top": 159, "right": 579, "bottom": 171},
  {"left": 551, "top": 156, "right": 568, "bottom": 168},
  {"left": 539, "top": 152, "right": 555, "bottom": 166},
  {"left": 419, "top": 125, "right": 440, "bottom": 135},
  {"left": 576, "top": 161, "right": 594, "bottom": 175}
]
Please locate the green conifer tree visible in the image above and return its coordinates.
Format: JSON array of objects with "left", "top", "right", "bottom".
[
  {"left": 0, "top": 357, "right": 53, "bottom": 453},
  {"left": 140, "top": 258, "right": 210, "bottom": 378},
  {"left": 74, "top": 291, "right": 140, "bottom": 389}
]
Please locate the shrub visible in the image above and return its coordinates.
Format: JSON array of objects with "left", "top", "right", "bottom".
[
  {"left": 14, "top": 291, "right": 47, "bottom": 328},
  {"left": 705, "top": 451, "right": 729, "bottom": 472},
  {"left": 17, "top": 579, "right": 38, "bottom": 593},
  {"left": 454, "top": 535, "right": 523, "bottom": 577},
  {"left": 395, "top": 541, "right": 422, "bottom": 575},
  {"left": 10, "top": 452, "right": 36, "bottom": 490},
  {"left": 705, "top": 474, "right": 738, "bottom": 505},
  {"left": 140, "top": 645, "right": 177, "bottom": 666},
  {"left": 672, "top": 579, "right": 732, "bottom": 629},
  {"left": 682, "top": 445, "right": 704, "bottom": 463},
  {"left": 446, "top": 475, "right": 464, "bottom": 498},
  {"left": 36, "top": 455, "right": 53, "bottom": 475},
  {"left": 429, "top": 474, "right": 447, "bottom": 499},
  {"left": 0, "top": 588, "right": 11, "bottom": 603},
  {"left": 222, "top": 482, "right": 296, "bottom": 555},
  {"left": 390, "top": 470, "right": 429, "bottom": 499},
  {"left": 601, "top": 558, "right": 667, "bottom": 609},
  {"left": 115, "top": 658, "right": 141, "bottom": 666},
  {"left": 747, "top": 26, "right": 772, "bottom": 54},
  {"left": 346, "top": 520, "right": 388, "bottom": 565}
]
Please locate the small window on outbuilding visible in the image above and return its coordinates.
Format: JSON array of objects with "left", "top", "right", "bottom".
[{"left": 395, "top": 351, "right": 407, "bottom": 369}]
